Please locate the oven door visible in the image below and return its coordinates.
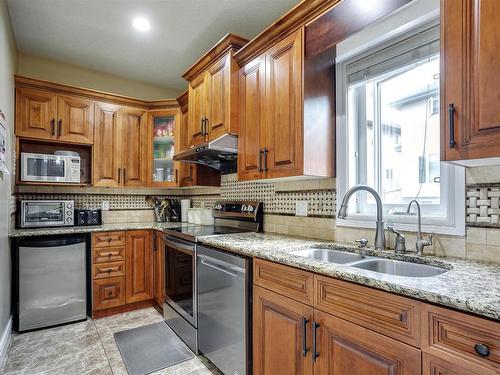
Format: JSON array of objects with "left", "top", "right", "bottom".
[
  {"left": 164, "top": 236, "right": 197, "bottom": 327},
  {"left": 21, "top": 201, "right": 71, "bottom": 228}
]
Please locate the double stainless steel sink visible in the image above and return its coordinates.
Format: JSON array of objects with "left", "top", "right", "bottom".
[{"left": 292, "top": 248, "right": 447, "bottom": 277}]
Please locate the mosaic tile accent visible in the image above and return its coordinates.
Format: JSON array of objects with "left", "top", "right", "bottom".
[
  {"left": 467, "top": 184, "right": 500, "bottom": 227},
  {"left": 16, "top": 194, "right": 173, "bottom": 210},
  {"left": 220, "top": 174, "right": 336, "bottom": 217}
]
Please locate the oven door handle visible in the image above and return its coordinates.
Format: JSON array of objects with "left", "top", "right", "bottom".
[{"left": 164, "top": 237, "right": 195, "bottom": 253}]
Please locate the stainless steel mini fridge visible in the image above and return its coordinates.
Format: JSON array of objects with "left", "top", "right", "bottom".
[{"left": 15, "top": 235, "right": 88, "bottom": 332}]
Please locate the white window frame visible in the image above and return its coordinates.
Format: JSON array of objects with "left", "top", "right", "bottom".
[{"left": 336, "top": 20, "right": 465, "bottom": 236}]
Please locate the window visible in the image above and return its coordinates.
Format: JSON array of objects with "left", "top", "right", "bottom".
[{"left": 336, "top": 21, "right": 465, "bottom": 235}]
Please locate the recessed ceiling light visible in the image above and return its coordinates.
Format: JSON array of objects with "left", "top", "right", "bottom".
[{"left": 132, "top": 17, "right": 151, "bottom": 32}]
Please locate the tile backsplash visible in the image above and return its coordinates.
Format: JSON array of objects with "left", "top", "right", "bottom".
[{"left": 466, "top": 184, "right": 500, "bottom": 227}]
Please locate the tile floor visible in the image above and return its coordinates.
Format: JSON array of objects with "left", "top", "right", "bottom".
[{"left": 1, "top": 308, "right": 221, "bottom": 375}]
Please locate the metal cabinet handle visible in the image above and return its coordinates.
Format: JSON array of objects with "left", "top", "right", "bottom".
[
  {"left": 123, "top": 168, "right": 126, "bottom": 183},
  {"left": 312, "top": 321, "right": 320, "bottom": 362},
  {"left": 204, "top": 117, "right": 209, "bottom": 135},
  {"left": 200, "top": 118, "right": 204, "bottom": 135},
  {"left": 258, "top": 148, "right": 263, "bottom": 172},
  {"left": 57, "top": 119, "right": 62, "bottom": 136},
  {"left": 263, "top": 147, "right": 269, "bottom": 172},
  {"left": 107, "top": 268, "right": 112, "bottom": 273},
  {"left": 50, "top": 119, "right": 56, "bottom": 136},
  {"left": 448, "top": 103, "right": 456, "bottom": 148},
  {"left": 118, "top": 168, "right": 121, "bottom": 184},
  {"left": 474, "top": 343, "right": 490, "bottom": 357},
  {"left": 175, "top": 169, "right": 178, "bottom": 183},
  {"left": 302, "top": 317, "right": 309, "bottom": 357}
]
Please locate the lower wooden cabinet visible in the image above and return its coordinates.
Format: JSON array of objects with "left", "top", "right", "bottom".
[
  {"left": 253, "top": 285, "right": 313, "bottom": 375},
  {"left": 126, "top": 230, "right": 153, "bottom": 303},
  {"left": 92, "top": 230, "right": 155, "bottom": 316},
  {"left": 93, "top": 277, "right": 126, "bottom": 311},
  {"left": 314, "top": 310, "right": 421, "bottom": 375}
]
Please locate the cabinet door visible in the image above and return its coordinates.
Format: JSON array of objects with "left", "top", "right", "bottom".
[
  {"left": 149, "top": 110, "right": 179, "bottom": 187},
  {"left": 126, "top": 230, "right": 153, "bottom": 303},
  {"left": 253, "top": 285, "right": 313, "bottom": 375},
  {"left": 238, "top": 54, "right": 266, "bottom": 181},
  {"left": 153, "top": 231, "right": 165, "bottom": 307},
  {"left": 94, "top": 102, "right": 122, "bottom": 187},
  {"left": 314, "top": 310, "right": 421, "bottom": 375},
  {"left": 121, "top": 107, "right": 148, "bottom": 188},
  {"left": 265, "top": 28, "right": 303, "bottom": 178},
  {"left": 15, "top": 87, "right": 57, "bottom": 140},
  {"left": 205, "top": 53, "right": 231, "bottom": 141},
  {"left": 188, "top": 75, "right": 207, "bottom": 147},
  {"left": 57, "top": 95, "right": 94, "bottom": 144},
  {"left": 442, "top": 0, "right": 500, "bottom": 161}
]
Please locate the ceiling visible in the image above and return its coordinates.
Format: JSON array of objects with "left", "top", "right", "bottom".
[{"left": 6, "top": 0, "right": 299, "bottom": 92}]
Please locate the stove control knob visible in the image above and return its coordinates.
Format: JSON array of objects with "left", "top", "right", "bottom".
[{"left": 66, "top": 218, "right": 72, "bottom": 223}]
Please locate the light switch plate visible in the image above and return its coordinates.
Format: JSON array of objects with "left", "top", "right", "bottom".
[
  {"left": 101, "top": 201, "right": 110, "bottom": 211},
  {"left": 295, "top": 201, "right": 308, "bottom": 216}
]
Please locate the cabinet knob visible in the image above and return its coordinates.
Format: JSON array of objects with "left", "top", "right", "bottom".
[
  {"left": 107, "top": 268, "right": 112, "bottom": 273},
  {"left": 474, "top": 343, "right": 490, "bottom": 357}
]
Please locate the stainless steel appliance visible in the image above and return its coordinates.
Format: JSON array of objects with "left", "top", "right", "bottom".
[
  {"left": 21, "top": 152, "right": 81, "bottom": 183},
  {"left": 173, "top": 133, "right": 237, "bottom": 173},
  {"left": 20, "top": 200, "right": 75, "bottom": 228},
  {"left": 14, "top": 235, "right": 88, "bottom": 332},
  {"left": 163, "top": 201, "right": 262, "bottom": 358},
  {"left": 75, "top": 208, "right": 102, "bottom": 226},
  {"left": 197, "top": 245, "right": 251, "bottom": 375}
]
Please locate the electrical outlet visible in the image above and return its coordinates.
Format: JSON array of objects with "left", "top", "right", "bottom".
[
  {"left": 295, "top": 201, "right": 308, "bottom": 216},
  {"left": 101, "top": 201, "right": 110, "bottom": 211}
]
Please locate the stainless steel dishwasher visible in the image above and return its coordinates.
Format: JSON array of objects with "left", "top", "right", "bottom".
[{"left": 197, "top": 245, "right": 251, "bottom": 375}]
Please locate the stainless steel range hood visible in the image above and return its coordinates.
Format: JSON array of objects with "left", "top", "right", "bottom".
[{"left": 173, "top": 134, "right": 237, "bottom": 173}]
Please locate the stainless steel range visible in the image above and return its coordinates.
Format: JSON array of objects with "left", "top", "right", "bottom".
[{"left": 162, "top": 201, "right": 262, "bottom": 360}]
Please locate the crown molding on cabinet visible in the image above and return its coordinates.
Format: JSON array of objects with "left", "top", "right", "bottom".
[
  {"left": 181, "top": 33, "right": 249, "bottom": 82},
  {"left": 14, "top": 75, "right": 179, "bottom": 111}
]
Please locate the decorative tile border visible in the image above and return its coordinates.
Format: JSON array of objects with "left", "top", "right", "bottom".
[{"left": 466, "top": 184, "right": 500, "bottom": 227}]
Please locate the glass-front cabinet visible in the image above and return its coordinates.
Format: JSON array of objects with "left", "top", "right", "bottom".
[{"left": 148, "top": 110, "right": 180, "bottom": 187}]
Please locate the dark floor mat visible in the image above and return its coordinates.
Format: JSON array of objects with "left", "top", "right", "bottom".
[{"left": 114, "top": 321, "right": 194, "bottom": 375}]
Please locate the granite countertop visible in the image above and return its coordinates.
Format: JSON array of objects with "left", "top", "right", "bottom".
[
  {"left": 9, "top": 221, "right": 188, "bottom": 237},
  {"left": 198, "top": 232, "right": 500, "bottom": 321}
]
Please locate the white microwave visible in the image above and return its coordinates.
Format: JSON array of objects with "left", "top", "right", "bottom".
[{"left": 21, "top": 152, "right": 81, "bottom": 183}]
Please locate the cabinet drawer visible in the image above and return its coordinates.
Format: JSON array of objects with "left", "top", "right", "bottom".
[
  {"left": 422, "top": 353, "right": 496, "bottom": 375},
  {"left": 93, "top": 261, "right": 125, "bottom": 279},
  {"left": 93, "top": 277, "right": 125, "bottom": 311},
  {"left": 93, "top": 246, "right": 126, "bottom": 263},
  {"left": 254, "top": 259, "right": 313, "bottom": 305},
  {"left": 314, "top": 276, "right": 421, "bottom": 347},
  {"left": 422, "top": 304, "right": 500, "bottom": 372},
  {"left": 92, "top": 231, "right": 126, "bottom": 248}
]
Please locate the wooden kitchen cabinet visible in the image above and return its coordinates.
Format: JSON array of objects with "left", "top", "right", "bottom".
[
  {"left": 238, "top": 53, "right": 266, "bottom": 181},
  {"left": 93, "top": 102, "right": 122, "bottom": 187},
  {"left": 126, "top": 230, "right": 154, "bottom": 304},
  {"left": 314, "top": 310, "right": 421, "bottom": 375},
  {"left": 264, "top": 29, "right": 303, "bottom": 178},
  {"left": 183, "top": 34, "right": 248, "bottom": 149},
  {"left": 176, "top": 90, "right": 221, "bottom": 187},
  {"left": 422, "top": 353, "right": 495, "bottom": 375},
  {"left": 148, "top": 109, "right": 180, "bottom": 187},
  {"left": 94, "top": 105, "right": 148, "bottom": 188},
  {"left": 237, "top": 27, "right": 333, "bottom": 181},
  {"left": 253, "top": 285, "right": 313, "bottom": 375},
  {"left": 441, "top": 0, "right": 500, "bottom": 162},
  {"left": 153, "top": 231, "right": 165, "bottom": 307},
  {"left": 121, "top": 107, "right": 148, "bottom": 188},
  {"left": 16, "top": 87, "right": 94, "bottom": 144}
]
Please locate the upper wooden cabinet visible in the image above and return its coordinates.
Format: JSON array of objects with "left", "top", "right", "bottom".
[
  {"left": 94, "top": 105, "right": 148, "bottom": 188},
  {"left": 441, "top": 0, "right": 500, "bottom": 162},
  {"left": 16, "top": 87, "right": 94, "bottom": 144},
  {"left": 237, "top": 27, "right": 334, "bottom": 181},
  {"left": 183, "top": 34, "right": 248, "bottom": 148}
]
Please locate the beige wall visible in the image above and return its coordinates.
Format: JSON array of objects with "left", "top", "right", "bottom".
[
  {"left": 0, "top": 0, "right": 17, "bottom": 359},
  {"left": 17, "top": 52, "right": 182, "bottom": 100}
]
